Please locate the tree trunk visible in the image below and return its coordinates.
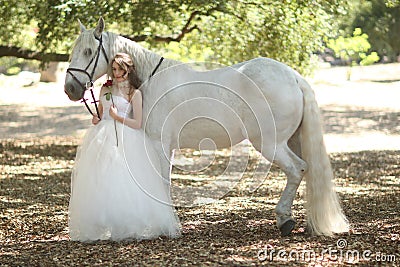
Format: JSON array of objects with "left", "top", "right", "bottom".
[{"left": 40, "top": 62, "right": 59, "bottom": 82}]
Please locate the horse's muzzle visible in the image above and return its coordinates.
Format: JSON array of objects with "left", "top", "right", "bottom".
[{"left": 64, "top": 80, "right": 85, "bottom": 101}]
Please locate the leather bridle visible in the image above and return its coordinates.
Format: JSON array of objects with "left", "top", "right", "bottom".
[
  {"left": 66, "top": 32, "right": 165, "bottom": 120},
  {"left": 66, "top": 34, "right": 109, "bottom": 119}
]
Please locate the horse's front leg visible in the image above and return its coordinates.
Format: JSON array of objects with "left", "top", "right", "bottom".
[{"left": 151, "top": 139, "right": 174, "bottom": 192}]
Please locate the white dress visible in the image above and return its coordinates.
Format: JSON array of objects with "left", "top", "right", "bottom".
[{"left": 68, "top": 85, "right": 181, "bottom": 241}]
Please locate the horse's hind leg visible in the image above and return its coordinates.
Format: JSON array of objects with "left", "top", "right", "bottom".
[
  {"left": 288, "top": 125, "right": 302, "bottom": 158},
  {"left": 274, "top": 144, "right": 307, "bottom": 236},
  {"left": 255, "top": 141, "right": 307, "bottom": 236}
]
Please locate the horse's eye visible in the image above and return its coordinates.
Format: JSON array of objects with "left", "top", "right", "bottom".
[{"left": 84, "top": 48, "right": 92, "bottom": 57}]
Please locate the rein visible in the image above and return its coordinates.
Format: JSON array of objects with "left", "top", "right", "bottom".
[{"left": 149, "top": 57, "right": 164, "bottom": 78}]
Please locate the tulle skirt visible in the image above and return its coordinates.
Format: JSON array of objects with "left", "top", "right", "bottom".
[{"left": 68, "top": 120, "right": 181, "bottom": 241}]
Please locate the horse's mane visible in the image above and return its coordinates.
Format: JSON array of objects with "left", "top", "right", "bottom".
[
  {"left": 71, "top": 29, "right": 184, "bottom": 83},
  {"left": 106, "top": 32, "right": 182, "bottom": 82}
]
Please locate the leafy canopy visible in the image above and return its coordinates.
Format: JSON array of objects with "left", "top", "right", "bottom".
[{"left": 0, "top": 0, "right": 348, "bottom": 74}]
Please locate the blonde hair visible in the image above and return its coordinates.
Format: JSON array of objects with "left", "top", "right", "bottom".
[{"left": 110, "top": 52, "right": 142, "bottom": 99}]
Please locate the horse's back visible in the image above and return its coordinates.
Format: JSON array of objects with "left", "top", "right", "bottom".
[
  {"left": 226, "top": 57, "right": 304, "bottom": 140},
  {"left": 144, "top": 57, "right": 304, "bottom": 148}
]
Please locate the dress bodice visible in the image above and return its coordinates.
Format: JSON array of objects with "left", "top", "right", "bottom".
[{"left": 101, "top": 89, "right": 133, "bottom": 120}]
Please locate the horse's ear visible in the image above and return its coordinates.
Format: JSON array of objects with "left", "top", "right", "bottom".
[
  {"left": 94, "top": 17, "right": 105, "bottom": 39},
  {"left": 78, "top": 19, "right": 86, "bottom": 33}
]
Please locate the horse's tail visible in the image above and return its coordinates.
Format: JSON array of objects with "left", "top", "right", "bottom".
[{"left": 296, "top": 74, "right": 349, "bottom": 236}]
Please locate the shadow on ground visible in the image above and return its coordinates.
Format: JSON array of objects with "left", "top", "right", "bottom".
[
  {"left": 0, "top": 104, "right": 90, "bottom": 139},
  {"left": 321, "top": 105, "right": 400, "bottom": 135},
  {"left": 1, "top": 103, "right": 399, "bottom": 139}
]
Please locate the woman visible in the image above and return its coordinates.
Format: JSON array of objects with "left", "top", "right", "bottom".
[{"left": 68, "top": 53, "right": 181, "bottom": 241}]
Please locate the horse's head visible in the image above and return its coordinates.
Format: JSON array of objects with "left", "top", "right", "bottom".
[{"left": 64, "top": 17, "right": 110, "bottom": 101}]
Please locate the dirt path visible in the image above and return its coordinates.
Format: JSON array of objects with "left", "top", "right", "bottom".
[
  {"left": 311, "top": 64, "right": 400, "bottom": 152},
  {"left": 0, "top": 64, "right": 399, "bottom": 152}
]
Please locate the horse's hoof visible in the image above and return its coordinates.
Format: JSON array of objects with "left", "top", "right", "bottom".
[{"left": 279, "top": 220, "right": 296, "bottom": 237}]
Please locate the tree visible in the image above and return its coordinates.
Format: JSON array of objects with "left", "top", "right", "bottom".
[
  {"left": 338, "top": 0, "right": 400, "bottom": 62},
  {"left": 0, "top": 0, "right": 348, "bottom": 74},
  {"left": 327, "top": 28, "right": 379, "bottom": 80}
]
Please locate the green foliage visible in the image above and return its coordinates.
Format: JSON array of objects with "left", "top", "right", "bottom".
[
  {"left": 141, "top": 0, "right": 348, "bottom": 75},
  {"left": 327, "top": 28, "right": 380, "bottom": 66},
  {"left": 386, "top": 0, "right": 400, "bottom": 7},
  {"left": 338, "top": 0, "right": 400, "bottom": 62},
  {"left": 0, "top": 0, "right": 31, "bottom": 44},
  {"left": 327, "top": 28, "right": 379, "bottom": 80},
  {"left": 0, "top": 0, "right": 349, "bottom": 74},
  {"left": 6, "top": 66, "right": 21, "bottom": 75},
  {"left": 360, "top": 52, "right": 380, "bottom": 66},
  {"left": 0, "top": 57, "right": 40, "bottom": 75}
]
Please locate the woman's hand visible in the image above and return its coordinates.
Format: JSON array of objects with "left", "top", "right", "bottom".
[
  {"left": 92, "top": 115, "right": 101, "bottom": 125},
  {"left": 109, "top": 105, "right": 119, "bottom": 120}
]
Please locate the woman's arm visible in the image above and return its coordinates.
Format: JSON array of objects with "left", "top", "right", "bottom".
[{"left": 109, "top": 90, "right": 142, "bottom": 129}]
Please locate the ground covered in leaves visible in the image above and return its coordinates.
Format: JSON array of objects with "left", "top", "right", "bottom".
[{"left": 0, "top": 137, "right": 398, "bottom": 266}]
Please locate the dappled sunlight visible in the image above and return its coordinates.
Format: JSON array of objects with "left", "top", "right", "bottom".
[
  {"left": 320, "top": 105, "right": 400, "bottom": 153},
  {"left": 0, "top": 104, "right": 90, "bottom": 139},
  {"left": 0, "top": 138, "right": 398, "bottom": 266},
  {"left": 171, "top": 141, "right": 273, "bottom": 206},
  {"left": 0, "top": 196, "right": 24, "bottom": 203},
  {"left": 321, "top": 106, "right": 400, "bottom": 135}
]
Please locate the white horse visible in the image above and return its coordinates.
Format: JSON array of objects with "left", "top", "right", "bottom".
[{"left": 64, "top": 17, "right": 349, "bottom": 236}]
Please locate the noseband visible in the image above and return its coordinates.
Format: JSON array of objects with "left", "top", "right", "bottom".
[{"left": 66, "top": 34, "right": 109, "bottom": 118}]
